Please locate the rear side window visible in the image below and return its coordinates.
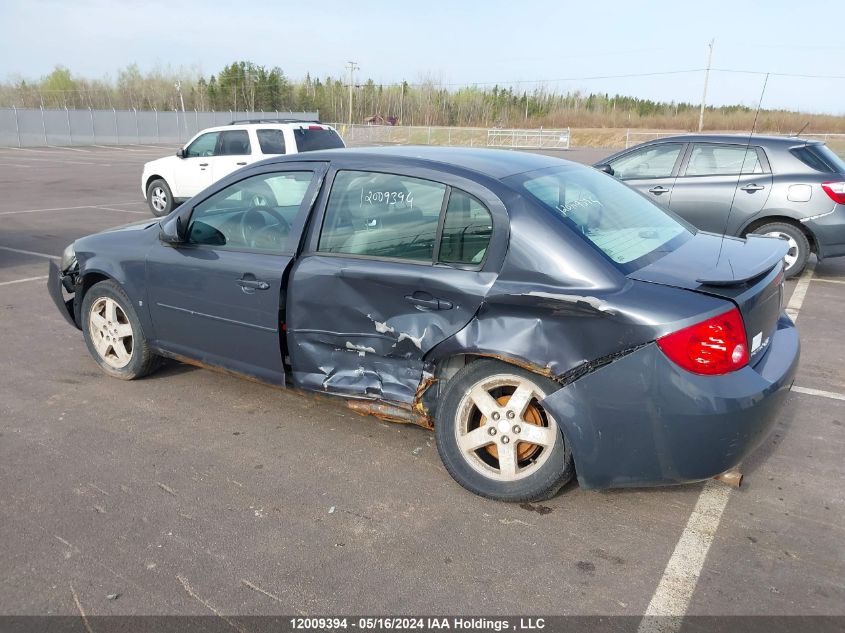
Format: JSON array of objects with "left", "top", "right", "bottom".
[
  {"left": 684, "top": 144, "right": 763, "bottom": 176},
  {"left": 790, "top": 144, "right": 845, "bottom": 173},
  {"left": 216, "top": 130, "right": 251, "bottom": 156},
  {"left": 257, "top": 129, "right": 286, "bottom": 154},
  {"left": 507, "top": 165, "right": 691, "bottom": 270},
  {"left": 318, "top": 170, "right": 446, "bottom": 262},
  {"left": 439, "top": 191, "right": 493, "bottom": 265},
  {"left": 294, "top": 127, "right": 344, "bottom": 152},
  {"left": 609, "top": 143, "right": 684, "bottom": 180}
]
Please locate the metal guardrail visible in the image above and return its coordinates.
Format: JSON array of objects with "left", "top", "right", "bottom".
[
  {"left": 487, "top": 128, "right": 571, "bottom": 149},
  {"left": 332, "top": 123, "right": 570, "bottom": 150}
]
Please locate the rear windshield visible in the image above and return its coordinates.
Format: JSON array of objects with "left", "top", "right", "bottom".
[
  {"left": 790, "top": 144, "right": 845, "bottom": 173},
  {"left": 294, "top": 127, "right": 345, "bottom": 152},
  {"left": 505, "top": 165, "right": 691, "bottom": 272}
]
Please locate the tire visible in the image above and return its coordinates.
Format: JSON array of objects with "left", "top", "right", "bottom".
[
  {"left": 751, "top": 222, "right": 810, "bottom": 279},
  {"left": 81, "top": 280, "right": 161, "bottom": 380},
  {"left": 434, "top": 359, "right": 575, "bottom": 502},
  {"left": 146, "top": 178, "right": 174, "bottom": 217}
]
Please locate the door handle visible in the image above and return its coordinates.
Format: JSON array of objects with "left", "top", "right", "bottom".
[
  {"left": 405, "top": 292, "right": 452, "bottom": 310},
  {"left": 236, "top": 161, "right": 247, "bottom": 166},
  {"left": 648, "top": 186, "right": 670, "bottom": 195},
  {"left": 740, "top": 184, "right": 765, "bottom": 192},
  {"left": 199, "top": 163, "right": 208, "bottom": 168},
  {"left": 238, "top": 278, "right": 270, "bottom": 290}
]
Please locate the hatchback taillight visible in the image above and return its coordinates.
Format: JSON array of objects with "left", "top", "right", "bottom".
[
  {"left": 657, "top": 308, "right": 749, "bottom": 375},
  {"left": 821, "top": 181, "right": 845, "bottom": 204}
]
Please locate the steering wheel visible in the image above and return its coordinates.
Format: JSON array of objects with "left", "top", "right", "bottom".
[{"left": 238, "top": 206, "right": 291, "bottom": 246}]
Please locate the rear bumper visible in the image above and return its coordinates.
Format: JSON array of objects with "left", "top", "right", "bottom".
[
  {"left": 540, "top": 314, "right": 799, "bottom": 490},
  {"left": 47, "top": 260, "right": 78, "bottom": 328},
  {"left": 804, "top": 204, "right": 845, "bottom": 259}
]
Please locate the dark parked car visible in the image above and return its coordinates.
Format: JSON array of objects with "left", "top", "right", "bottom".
[
  {"left": 49, "top": 147, "right": 798, "bottom": 502},
  {"left": 595, "top": 135, "right": 845, "bottom": 277}
]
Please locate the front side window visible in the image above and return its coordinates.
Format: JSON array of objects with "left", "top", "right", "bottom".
[
  {"left": 507, "top": 165, "right": 691, "bottom": 270},
  {"left": 257, "top": 129, "right": 287, "bottom": 154},
  {"left": 216, "top": 130, "right": 251, "bottom": 156},
  {"left": 609, "top": 143, "right": 684, "bottom": 180},
  {"left": 439, "top": 190, "right": 493, "bottom": 265},
  {"left": 185, "top": 132, "right": 219, "bottom": 158},
  {"left": 684, "top": 144, "right": 763, "bottom": 176},
  {"left": 187, "top": 171, "right": 314, "bottom": 253},
  {"left": 318, "top": 170, "right": 446, "bottom": 262}
]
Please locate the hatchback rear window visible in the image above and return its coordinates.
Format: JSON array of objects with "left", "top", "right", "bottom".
[
  {"left": 294, "top": 127, "right": 344, "bottom": 152},
  {"left": 790, "top": 144, "right": 845, "bottom": 174},
  {"left": 506, "top": 165, "right": 691, "bottom": 271}
]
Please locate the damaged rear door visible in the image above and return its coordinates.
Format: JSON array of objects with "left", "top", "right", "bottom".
[{"left": 287, "top": 167, "right": 504, "bottom": 403}]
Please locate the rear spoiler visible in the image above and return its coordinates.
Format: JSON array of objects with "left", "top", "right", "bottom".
[{"left": 696, "top": 235, "right": 789, "bottom": 286}]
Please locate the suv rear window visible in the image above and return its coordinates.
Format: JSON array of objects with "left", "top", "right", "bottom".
[
  {"left": 294, "top": 127, "right": 344, "bottom": 152},
  {"left": 506, "top": 165, "right": 691, "bottom": 271},
  {"left": 790, "top": 144, "right": 845, "bottom": 173}
]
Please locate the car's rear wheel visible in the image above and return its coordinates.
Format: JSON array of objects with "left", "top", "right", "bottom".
[
  {"left": 434, "top": 359, "right": 575, "bottom": 502},
  {"left": 753, "top": 222, "right": 810, "bottom": 278},
  {"left": 81, "top": 280, "right": 161, "bottom": 379},
  {"left": 147, "top": 178, "right": 173, "bottom": 217}
]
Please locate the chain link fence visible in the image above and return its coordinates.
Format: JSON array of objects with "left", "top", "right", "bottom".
[{"left": 0, "top": 107, "right": 319, "bottom": 147}]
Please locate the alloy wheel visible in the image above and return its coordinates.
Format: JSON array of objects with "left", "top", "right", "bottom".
[
  {"left": 454, "top": 374, "right": 558, "bottom": 482},
  {"left": 88, "top": 297, "right": 134, "bottom": 369}
]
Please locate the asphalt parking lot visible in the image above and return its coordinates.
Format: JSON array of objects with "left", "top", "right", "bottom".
[{"left": 0, "top": 144, "right": 843, "bottom": 622}]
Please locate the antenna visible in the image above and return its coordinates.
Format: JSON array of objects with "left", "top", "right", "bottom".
[
  {"left": 795, "top": 121, "right": 810, "bottom": 137},
  {"left": 715, "top": 73, "right": 770, "bottom": 271}
]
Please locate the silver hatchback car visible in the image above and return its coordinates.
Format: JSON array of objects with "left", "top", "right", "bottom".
[{"left": 596, "top": 134, "right": 845, "bottom": 277}]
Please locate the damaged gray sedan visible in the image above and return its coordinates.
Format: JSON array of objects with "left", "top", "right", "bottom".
[{"left": 49, "top": 147, "right": 799, "bottom": 501}]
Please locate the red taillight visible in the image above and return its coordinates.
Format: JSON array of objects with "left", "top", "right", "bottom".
[
  {"left": 657, "top": 308, "right": 749, "bottom": 375},
  {"left": 821, "top": 181, "right": 845, "bottom": 204},
  {"left": 308, "top": 125, "right": 324, "bottom": 130}
]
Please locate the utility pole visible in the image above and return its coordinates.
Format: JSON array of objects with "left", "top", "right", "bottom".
[
  {"left": 345, "top": 61, "right": 359, "bottom": 125},
  {"left": 698, "top": 38, "right": 714, "bottom": 132}
]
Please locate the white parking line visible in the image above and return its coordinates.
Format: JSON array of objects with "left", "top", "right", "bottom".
[
  {"left": 0, "top": 275, "right": 49, "bottom": 286},
  {"left": 785, "top": 262, "right": 816, "bottom": 324},
  {"left": 813, "top": 278, "right": 845, "bottom": 286},
  {"left": 93, "top": 205, "right": 147, "bottom": 215},
  {"left": 47, "top": 145, "right": 92, "bottom": 153},
  {"left": 0, "top": 201, "right": 144, "bottom": 216},
  {"left": 638, "top": 261, "right": 816, "bottom": 633},
  {"left": 792, "top": 386, "right": 845, "bottom": 402},
  {"left": 0, "top": 246, "right": 59, "bottom": 260}
]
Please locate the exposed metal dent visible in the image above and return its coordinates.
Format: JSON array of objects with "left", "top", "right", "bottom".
[
  {"left": 799, "top": 205, "right": 836, "bottom": 223},
  {"left": 397, "top": 328, "right": 426, "bottom": 350},
  {"left": 345, "top": 341, "right": 376, "bottom": 355},
  {"left": 346, "top": 399, "right": 433, "bottom": 429},
  {"left": 521, "top": 291, "right": 617, "bottom": 315}
]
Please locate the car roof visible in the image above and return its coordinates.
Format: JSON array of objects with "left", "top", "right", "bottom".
[
  {"left": 255, "top": 145, "right": 571, "bottom": 179},
  {"left": 636, "top": 133, "right": 822, "bottom": 148},
  {"left": 197, "top": 122, "right": 336, "bottom": 134}
]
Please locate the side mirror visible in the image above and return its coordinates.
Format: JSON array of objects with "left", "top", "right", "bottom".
[
  {"left": 596, "top": 163, "right": 615, "bottom": 176},
  {"left": 159, "top": 214, "right": 187, "bottom": 244},
  {"left": 176, "top": 148, "right": 186, "bottom": 158}
]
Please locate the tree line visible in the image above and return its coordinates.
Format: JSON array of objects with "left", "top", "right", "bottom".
[{"left": 2, "top": 61, "right": 843, "bottom": 133}]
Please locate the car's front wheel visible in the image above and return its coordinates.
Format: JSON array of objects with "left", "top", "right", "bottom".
[
  {"left": 81, "top": 280, "right": 161, "bottom": 379},
  {"left": 146, "top": 178, "right": 174, "bottom": 217},
  {"left": 435, "top": 359, "right": 575, "bottom": 502},
  {"left": 753, "top": 222, "right": 810, "bottom": 278}
]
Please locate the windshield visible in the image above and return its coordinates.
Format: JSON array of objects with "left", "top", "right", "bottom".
[
  {"left": 294, "top": 127, "right": 345, "bottom": 152},
  {"left": 505, "top": 165, "right": 692, "bottom": 271}
]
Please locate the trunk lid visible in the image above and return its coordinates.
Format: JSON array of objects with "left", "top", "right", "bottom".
[{"left": 629, "top": 232, "right": 788, "bottom": 363}]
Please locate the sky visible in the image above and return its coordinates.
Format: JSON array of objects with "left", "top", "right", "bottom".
[{"left": 1, "top": 0, "right": 843, "bottom": 114}]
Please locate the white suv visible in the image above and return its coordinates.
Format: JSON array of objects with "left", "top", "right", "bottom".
[{"left": 141, "top": 120, "right": 345, "bottom": 216}]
